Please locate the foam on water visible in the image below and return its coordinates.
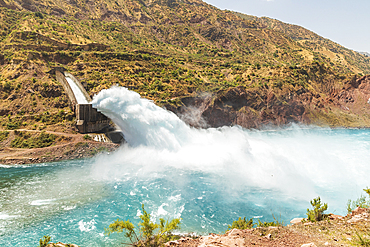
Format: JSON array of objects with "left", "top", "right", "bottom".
[
  {"left": 1, "top": 86, "right": 370, "bottom": 246},
  {"left": 0, "top": 213, "right": 18, "bottom": 220},
  {"left": 78, "top": 219, "right": 97, "bottom": 232}
]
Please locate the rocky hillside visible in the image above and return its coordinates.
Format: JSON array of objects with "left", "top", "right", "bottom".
[{"left": 0, "top": 0, "right": 370, "bottom": 133}]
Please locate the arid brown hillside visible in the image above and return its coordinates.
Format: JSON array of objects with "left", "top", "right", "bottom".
[{"left": 0, "top": 0, "right": 370, "bottom": 134}]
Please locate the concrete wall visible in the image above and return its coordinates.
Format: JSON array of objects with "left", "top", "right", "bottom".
[
  {"left": 56, "top": 70, "right": 77, "bottom": 110},
  {"left": 55, "top": 70, "right": 125, "bottom": 143},
  {"left": 64, "top": 72, "right": 92, "bottom": 102},
  {"left": 55, "top": 70, "right": 110, "bottom": 134},
  {"left": 75, "top": 104, "right": 110, "bottom": 133}
]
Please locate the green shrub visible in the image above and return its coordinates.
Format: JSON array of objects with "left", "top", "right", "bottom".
[
  {"left": 39, "top": 235, "right": 51, "bottom": 247},
  {"left": 83, "top": 134, "right": 92, "bottom": 140},
  {"left": 35, "top": 12, "right": 44, "bottom": 19},
  {"left": 105, "top": 204, "right": 181, "bottom": 247},
  {"left": 3, "top": 81, "right": 12, "bottom": 91},
  {"left": 347, "top": 188, "right": 370, "bottom": 214},
  {"left": 227, "top": 215, "right": 283, "bottom": 231},
  {"left": 256, "top": 215, "right": 283, "bottom": 227},
  {"left": 0, "top": 131, "right": 9, "bottom": 142},
  {"left": 6, "top": 122, "right": 19, "bottom": 130},
  {"left": 306, "top": 197, "right": 328, "bottom": 222},
  {"left": 75, "top": 142, "right": 89, "bottom": 148},
  {"left": 11, "top": 131, "right": 56, "bottom": 148},
  {"left": 98, "top": 146, "right": 109, "bottom": 152},
  {"left": 347, "top": 195, "right": 369, "bottom": 214},
  {"left": 227, "top": 217, "right": 255, "bottom": 230}
]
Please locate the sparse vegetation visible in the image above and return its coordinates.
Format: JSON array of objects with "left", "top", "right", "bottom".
[
  {"left": 0, "top": 131, "right": 9, "bottom": 142},
  {"left": 75, "top": 141, "right": 89, "bottom": 148},
  {"left": 355, "top": 232, "right": 370, "bottom": 246},
  {"left": 227, "top": 217, "right": 255, "bottom": 230},
  {"left": 10, "top": 131, "right": 56, "bottom": 148},
  {"left": 306, "top": 197, "right": 328, "bottom": 222},
  {"left": 105, "top": 204, "right": 181, "bottom": 246},
  {"left": 0, "top": 0, "right": 369, "bottom": 133},
  {"left": 256, "top": 215, "right": 283, "bottom": 227},
  {"left": 83, "top": 134, "right": 92, "bottom": 140},
  {"left": 39, "top": 235, "right": 51, "bottom": 247},
  {"left": 227, "top": 215, "right": 283, "bottom": 231},
  {"left": 347, "top": 188, "right": 370, "bottom": 214}
]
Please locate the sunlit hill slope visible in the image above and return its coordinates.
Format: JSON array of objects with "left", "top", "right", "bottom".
[{"left": 1, "top": 0, "right": 370, "bottom": 132}]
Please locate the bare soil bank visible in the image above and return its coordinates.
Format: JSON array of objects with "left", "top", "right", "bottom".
[
  {"left": 0, "top": 129, "right": 119, "bottom": 165},
  {"left": 166, "top": 210, "right": 370, "bottom": 247}
]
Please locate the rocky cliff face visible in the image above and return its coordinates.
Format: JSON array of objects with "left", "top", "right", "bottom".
[{"left": 168, "top": 75, "right": 370, "bottom": 128}]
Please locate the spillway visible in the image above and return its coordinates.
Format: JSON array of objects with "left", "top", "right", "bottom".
[{"left": 65, "top": 77, "right": 89, "bottom": 104}]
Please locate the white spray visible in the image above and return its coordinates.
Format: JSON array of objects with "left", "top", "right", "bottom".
[{"left": 91, "top": 86, "right": 370, "bottom": 215}]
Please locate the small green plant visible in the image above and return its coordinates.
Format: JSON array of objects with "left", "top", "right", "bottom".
[
  {"left": 34, "top": 12, "right": 44, "bottom": 19},
  {"left": 105, "top": 204, "right": 181, "bottom": 246},
  {"left": 39, "top": 235, "right": 51, "bottom": 247},
  {"left": 227, "top": 217, "right": 255, "bottom": 230},
  {"left": 0, "top": 131, "right": 9, "bottom": 142},
  {"left": 306, "top": 197, "right": 328, "bottom": 222},
  {"left": 256, "top": 215, "right": 283, "bottom": 227},
  {"left": 83, "top": 134, "right": 92, "bottom": 140},
  {"left": 347, "top": 188, "right": 370, "bottom": 214},
  {"left": 354, "top": 232, "right": 370, "bottom": 246},
  {"left": 10, "top": 131, "right": 56, "bottom": 148},
  {"left": 75, "top": 142, "right": 89, "bottom": 148}
]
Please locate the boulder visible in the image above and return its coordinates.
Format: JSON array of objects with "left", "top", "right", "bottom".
[
  {"left": 227, "top": 229, "right": 243, "bottom": 237},
  {"left": 328, "top": 214, "right": 344, "bottom": 220},
  {"left": 290, "top": 218, "right": 304, "bottom": 225},
  {"left": 351, "top": 206, "right": 369, "bottom": 216},
  {"left": 303, "top": 222, "right": 314, "bottom": 226},
  {"left": 347, "top": 212, "right": 370, "bottom": 224}
]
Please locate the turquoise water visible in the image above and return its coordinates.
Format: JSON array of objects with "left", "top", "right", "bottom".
[
  {"left": 1, "top": 87, "right": 370, "bottom": 246},
  {"left": 1, "top": 128, "right": 370, "bottom": 246}
]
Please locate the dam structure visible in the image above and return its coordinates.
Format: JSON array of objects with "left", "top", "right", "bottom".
[{"left": 55, "top": 70, "right": 124, "bottom": 143}]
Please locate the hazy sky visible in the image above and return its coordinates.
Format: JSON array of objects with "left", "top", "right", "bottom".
[{"left": 203, "top": 0, "right": 370, "bottom": 53}]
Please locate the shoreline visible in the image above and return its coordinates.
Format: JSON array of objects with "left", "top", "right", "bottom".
[
  {"left": 0, "top": 141, "right": 120, "bottom": 165},
  {"left": 2, "top": 125, "right": 370, "bottom": 165},
  {"left": 0, "top": 129, "right": 120, "bottom": 165}
]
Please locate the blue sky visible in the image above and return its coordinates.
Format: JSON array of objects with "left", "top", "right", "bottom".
[{"left": 203, "top": 0, "right": 370, "bottom": 53}]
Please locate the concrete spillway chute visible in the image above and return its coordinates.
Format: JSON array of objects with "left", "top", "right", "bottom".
[{"left": 55, "top": 70, "right": 124, "bottom": 143}]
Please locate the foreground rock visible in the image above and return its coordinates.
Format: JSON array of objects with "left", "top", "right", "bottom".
[
  {"left": 165, "top": 208, "right": 370, "bottom": 247},
  {"left": 290, "top": 218, "right": 304, "bottom": 225},
  {"left": 166, "top": 227, "right": 318, "bottom": 247}
]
